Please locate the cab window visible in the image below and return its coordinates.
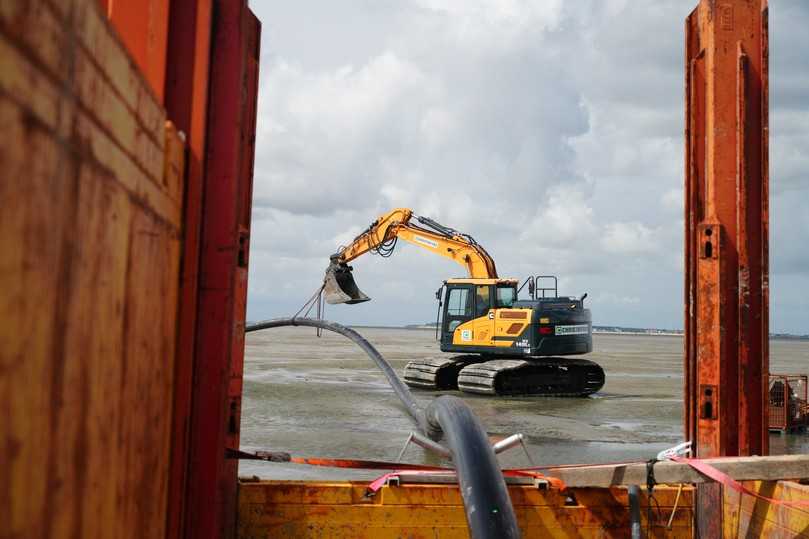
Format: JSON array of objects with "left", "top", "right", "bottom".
[
  {"left": 475, "top": 286, "right": 491, "bottom": 317},
  {"left": 496, "top": 286, "right": 517, "bottom": 308},
  {"left": 447, "top": 288, "right": 472, "bottom": 316}
]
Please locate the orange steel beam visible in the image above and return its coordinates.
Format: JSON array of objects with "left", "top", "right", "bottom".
[
  {"left": 163, "top": 2, "right": 214, "bottom": 539},
  {"left": 182, "top": 2, "right": 261, "bottom": 538},
  {"left": 685, "top": 0, "right": 769, "bottom": 535},
  {"left": 102, "top": 0, "right": 170, "bottom": 103}
]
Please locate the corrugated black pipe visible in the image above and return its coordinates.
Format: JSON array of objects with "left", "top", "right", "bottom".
[{"left": 245, "top": 317, "right": 520, "bottom": 539}]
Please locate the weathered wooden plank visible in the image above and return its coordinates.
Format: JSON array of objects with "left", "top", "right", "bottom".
[
  {"left": 544, "top": 455, "right": 809, "bottom": 488},
  {"left": 242, "top": 480, "right": 692, "bottom": 508},
  {"left": 0, "top": 94, "right": 78, "bottom": 539},
  {"left": 72, "top": 0, "right": 165, "bottom": 143},
  {"left": 163, "top": 121, "right": 186, "bottom": 217},
  {"left": 48, "top": 161, "right": 132, "bottom": 539},
  {"left": 116, "top": 207, "right": 180, "bottom": 539},
  {"left": 0, "top": 17, "right": 181, "bottom": 225},
  {"left": 72, "top": 42, "right": 165, "bottom": 185},
  {"left": 239, "top": 502, "right": 691, "bottom": 538},
  {"left": 74, "top": 166, "right": 131, "bottom": 539},
  {"left": 73, "top": 112, "right": 180, "bottom": 226},
  {"left": 724, "top": 480, "right": 809, "bottom": 538},
  {"left": 238, "top": 482, "right": 694, "bottom": 538},
  {"left": 1, "top": 1, "right": 184, "bottom": 538},
  {"left": 0, "top": 0, "right": 165, "bottom": 150}
]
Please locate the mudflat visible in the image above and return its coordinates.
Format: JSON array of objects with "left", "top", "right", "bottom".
[{"left": 240, "top": 327, "right": 809, "bottom": 479}]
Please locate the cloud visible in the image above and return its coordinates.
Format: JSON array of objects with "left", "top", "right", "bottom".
[
  {"left": 601, "top": 222, "right": 660, "bottom": 255},
  {"left": 246, "top": 0, "right": 809, "bottom": 334}
]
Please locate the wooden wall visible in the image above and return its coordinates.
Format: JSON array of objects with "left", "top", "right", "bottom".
[
  {"left": 724, "top": 481, "right": 809, "bottom": 538},
  {"left": 237, "top": 481, "right": 695, "bottom": 538},
  {"left": 0, "top": 0, "right": 184, "bottom": 537}
]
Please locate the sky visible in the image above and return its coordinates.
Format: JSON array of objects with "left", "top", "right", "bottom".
[{"left": 245, "top": 0, "right": 808, "bottom": 334}]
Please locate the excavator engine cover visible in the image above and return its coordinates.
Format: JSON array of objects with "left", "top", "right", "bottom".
[{"left": 324, "top": 263, "right": 370, "bottom": 304}]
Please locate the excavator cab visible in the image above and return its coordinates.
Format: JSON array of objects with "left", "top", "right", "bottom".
[
  {"left": 323, "top": 262, "right": 370, "bottom": 304},
  {"left": 439, "top": 280, "right": 518, "bottom": 348}
]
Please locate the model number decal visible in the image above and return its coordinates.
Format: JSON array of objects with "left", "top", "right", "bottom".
[{"left": 514, "top": 339, "right": 529, "bottom": 348}]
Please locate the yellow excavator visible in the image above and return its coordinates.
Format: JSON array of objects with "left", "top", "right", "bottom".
[{"left": 324, "top": 208, "right": 605, "bottom": 396}]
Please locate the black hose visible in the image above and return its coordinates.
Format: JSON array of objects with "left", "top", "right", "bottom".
[
  {"left": 245, "top": 317, "right": 425, "bottom": 432},
  {"left": 245, "top": 317, "right": 520, "bottom": 539},
  {"left": 425, "top": 396, "right": 521, "bottom": 539}
]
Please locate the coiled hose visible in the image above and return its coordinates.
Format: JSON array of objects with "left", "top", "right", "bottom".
[{"left": 245, "top": 317, "right": 520, "bottom": 539}]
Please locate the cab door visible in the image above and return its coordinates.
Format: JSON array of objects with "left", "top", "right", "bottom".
[
  {"left": 441, "top": 285, "right": 473, "bottom": 346},
  {"left": 470, "top": 285, "right": 495, "bottom": 346}
]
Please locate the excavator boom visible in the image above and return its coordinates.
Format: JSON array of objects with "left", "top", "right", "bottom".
[{"left": 324, "top": 208, "right": 498, "bottom": 304}]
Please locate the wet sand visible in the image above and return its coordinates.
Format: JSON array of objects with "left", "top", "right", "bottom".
[{"left": 240, "top": 328, "right": 809, "bottom": 479}]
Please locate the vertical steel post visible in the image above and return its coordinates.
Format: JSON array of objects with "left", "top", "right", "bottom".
[
  {"left": 182, "top": 2, "right": 261, "bottom": 538},
  {"left": 163, "top": 2, "right": 214, "bottom": 539},
  {"left": 684, "top": 0, "right": 769, "bottom": 535}
]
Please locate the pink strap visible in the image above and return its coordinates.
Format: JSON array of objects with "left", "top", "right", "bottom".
[
  {"left": 367, "top": 470, "right": 457, "bottom": 493},
  {"left": 367, "top": 468, "right": 566, "bottom": 494},
  {"left": 672, "top": 456, "right": 809, "bottom": 507}
]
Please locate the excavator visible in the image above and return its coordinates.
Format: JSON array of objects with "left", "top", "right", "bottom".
[{"left": 323, "top": 208, "right": 605, "bottom": 397}]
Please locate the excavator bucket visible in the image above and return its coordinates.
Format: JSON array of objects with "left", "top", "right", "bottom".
[{"left": 323, "top": 263, "right": 370, "bottom": 304}]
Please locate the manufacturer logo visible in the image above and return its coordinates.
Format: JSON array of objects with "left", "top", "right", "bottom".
[
  {"left": 554, "top": 324, "right": 590, "bottom": 336},
  {"left": 413, "top": 235, "right": 439, "bottom": 249},
  {"left": 461, "top": 329, "right": 472, "bottom": 342}
]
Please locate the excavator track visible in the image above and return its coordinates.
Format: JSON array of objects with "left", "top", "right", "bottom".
[
  {"left": 403, "top": 355, "right": 481, "bottom": 390},
  {"left": 456, "top": 357, "right": 605, "bottom": 397}
]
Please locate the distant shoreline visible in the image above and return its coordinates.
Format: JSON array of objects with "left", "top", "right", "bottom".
[{"left": 347, "top": 324, "right": 809, "bottom": 341}]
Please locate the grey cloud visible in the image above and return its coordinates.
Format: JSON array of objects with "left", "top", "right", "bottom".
[{"left": 247, "top": 0, "right": 808, "bottom": 334}]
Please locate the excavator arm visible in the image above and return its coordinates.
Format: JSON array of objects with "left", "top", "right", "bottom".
[{"left": 324, "top": 208, "right": 498, "bottom": 304}]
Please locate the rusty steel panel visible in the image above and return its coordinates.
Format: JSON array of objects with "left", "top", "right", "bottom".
[
  {"left": 684, "top": 0, "right": 769, "bottom": 458},
  {"left": 685, "top": 1, "right": 769, "bottom": 535},
  {"left": 163, "top": 2, "right": 215, "bottom": 539},
  {"left": 102, "top": 0, "right": 170, "bottom": 103},
  {"left": 0, "top": 1, "right": 185, "bottom": 538},
  {"left": 183, "top": 2, "right": 261, "bottom": 538}
]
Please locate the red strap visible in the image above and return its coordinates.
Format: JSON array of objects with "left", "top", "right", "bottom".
[{"left": 671, "top": 456, "right": 809, "bottom": 507}]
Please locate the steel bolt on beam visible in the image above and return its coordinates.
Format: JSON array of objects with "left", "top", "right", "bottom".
[{"left": 684, "top": 0, "right": 769, "bottom": 535}]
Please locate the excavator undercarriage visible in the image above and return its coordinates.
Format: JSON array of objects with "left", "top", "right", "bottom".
[{"left": 403, "top": 356, "right": 605, "bottom": 398}]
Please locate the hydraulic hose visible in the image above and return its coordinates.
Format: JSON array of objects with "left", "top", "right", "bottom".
[
  {"left": 425, "top": 396, "right": 521, "bottom": 539},
  {"left": 245, "top": 317, "right": 424, "bottom": 432},
  {"left": 245, "top": 317, "right": 521, "bottom": 539}
]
